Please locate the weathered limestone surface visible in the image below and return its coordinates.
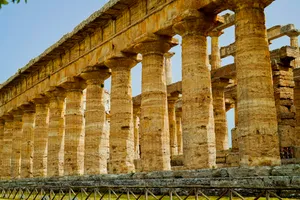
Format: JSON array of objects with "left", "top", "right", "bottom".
[
  {"left": 134, "top": 35, "right": 174, "bottom": 172},
  {"left": 81, "top": 67, "right": 111, "bottom": 175},
  {"left": 106, "top": 57, "right": 137, "bottom": 174},
  {"left": 11, "top": 111, "right": 23, "bottom": 179},
  {"left": 233, "top": 0, "right": 281, "bottom": 166},
  {"left": 175, "top": 108, "right": 183, "bottom": 155},
  {"left": 60, "top": 79, "right": 86, "bottom": 176},
  {"left": 2, "top": 116, "right": 13, "bottom": 179},
  {"left": 164, "top": 52, "right": 175, "bottom": 85},
  {"left": 32, "top": 99, "right": 49, "bottom": 177},
  {"left": 133, "top": 106, "right": 140, "bottom": 160},
  {"left": 173, "top": 10, "right": 216, "bottom": 169},
  {"left": 20, "top": 104, "right": 35, "bottom": 178},
  {"left": 47, "top": 89, "right": 66, "bottom": 177}
]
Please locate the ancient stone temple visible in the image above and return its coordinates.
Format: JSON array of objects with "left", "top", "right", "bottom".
[{"left": 0, "top": 0, "right": 300, "bottom": 180}]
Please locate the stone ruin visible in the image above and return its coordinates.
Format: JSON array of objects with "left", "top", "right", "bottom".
[{"left": 0, "top": 0, "right": 300, "bottom": 180}]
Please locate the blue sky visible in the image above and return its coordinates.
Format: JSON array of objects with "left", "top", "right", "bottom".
[{"left": 1, "top": 0, "right": 299, "bottom": 146}]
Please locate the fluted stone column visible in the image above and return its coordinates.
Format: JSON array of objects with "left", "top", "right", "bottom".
[
  {"left": 134, "top": 35, "right": 173, "bottom": 172},
  {"left": 105, "top": 57, "right": 137, "bottom": 174},
  {"left": 173, "top": 10, "right": 216, "bottom": 169},
  {"left": 287, "top": 32, "right": 300, "bottom": 68},
  {"left": 175, "top": 108, "right": 183, "bottom": 155},
  {"left": 2, "top": 115, "right": 13, "bottom": 179},
  {"left": 233, "top": 0, "right": 280, "bottom": 166},
  {"left": 164, "top": 52, "right": 175, "bottom": 85},
  {"left": 81, "top": 67, "right": 110, "bottom": 175},
  {"left": 0, "top": 119, "right": 5, "bottom": 178},
  {"left": 60, "top": 79, "right": 85, "bottom": 176},
  {"left": 133, "top": 105, "right": 140, "bottom": 159},
  {"left": 212, "top": 79, "right": 229, "bottom": 151},
  {"left": 46, "top": 88, "right": 66, "bottom": 177},
  {"left": 11, "top": 110, "right": 23, "bottom": 179},
  {"left": 168, "top": 93, "right": 179, "bottom": 157},
  {"left": 209, "top": 30, "right": 223, "bottom": 71},
  {"left": 32, "top": 98, "right": 49, "bottom": 177},
  {"left": 20, "top": 104, "right": 35, "bottom": 178}
]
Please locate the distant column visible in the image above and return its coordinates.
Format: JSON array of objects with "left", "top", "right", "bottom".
[
  {"left": 209, "top": 30, "right": 223, "bottom": 71},
  {"left": 105, "top": 57, "right": 137, "bottom": 174},
  {"left": 81, "top": 67, "right": 111, "bottom": 175},
  {"left": 133, "top": 105, "right": 140, "bottom": 159},
  {"left": 175, "top": 108, "right": 183, "bottom": 155},
  {"left": 287, "top": 31, "right": 300, "bottom": 68},
  {"left": 11, "top": 110, "right": 23, "bottom": 179},
  {"left": 168, "top": 93, "right": 179, "bottom": 157},
  {"left": 164, "top": 52, "right": 175, "bottom": 85},
  {"left": 32, "top": 97, "right": 49, "bottom": 177},
  {"left": 47, "top": 88, "right": 66, "bottom": 177},
  {"left": 20, "top": 104, "right": 35, "bottom": 178},
  {"left": 60, "top": 78, "right": 85, "bottom": 176}
]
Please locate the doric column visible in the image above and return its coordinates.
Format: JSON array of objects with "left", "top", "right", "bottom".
[
  {"left": 134, "top": 35, "right": 174, "bottom": 172},
  {"left": 46, "top": 88, "right": 66, "bottom": 177},
  {"left": 233, "top": 0, "right": 280, "bottom": 166},
  {"left": 20, "top": 104, "right": 35, "bottom": 178},
  {"left": 105, "top": 57, "right": 137, "bottom": 174},
  {"left": 80, "top": 67, "right": 110, "bottom": 175},
  {"left": 175, "top": 108, "right": 183, "bottom": 155},
  {"left": 212, "top": 78, "right": 229, "bottom": 151},
  {"left": 0, "top": 119, "right": 5, "bottom": 177},
  {"left": 60, "top": 78, "right": 85, "bottom": 176},
  {"left": 168, "top": 93, "right": 179, "bottom": 157},
  {"left": 209, "top": 30, "right": 223, "bottom": 71},
  {"left": 133, "top": 105, "right": 140, "bottom": 159},
  {"left": 164, "top": 52, "right": 175, "bottom": 85},
  {"left": 287, "top": 31, "right": 300, "bottom": 68},
  {"left": 11, "top": 109, "right": 23, "bottom": 179},
  {"left": 2, "top": 115, "right": 13, "bottom": 179},
  {"left": 32, "top": 97, "right": 49, "bottom": 177},
  {"left": 173, "top": 10, "right": 216, "bottom": 169}
]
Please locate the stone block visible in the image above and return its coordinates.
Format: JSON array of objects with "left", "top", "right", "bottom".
[
  {"left": 134, "top": 159, "right": 142, "bottom": 173},
  {"left": 226, "top": 152, "right": 239, "bottom": 166},
  {"left": 171, "top": 155, "right": 184, "bottom": 166}
]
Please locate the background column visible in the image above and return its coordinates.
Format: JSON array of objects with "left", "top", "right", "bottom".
[
  {"left": 11, "top": 110, "right": 23, "bottom": 179},
  {"left": 168, "top": 93, "right": 179, "bottom": 157},
  {"left": 2, "top": 115, "right": 13, "bottom": 179}
]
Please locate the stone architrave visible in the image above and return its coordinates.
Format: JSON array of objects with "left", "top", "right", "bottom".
[
  {"left": 212, "top": 78, "right": 230, "bottom": 151},
  {"left": 59, "top": 78, "right": 86, "bottom": 176},
  {"left": 2, "top": 115, "right": 14, "bottom": 179},
  {"left": 164, "top": 52, "right": 175, "bottom": 85},
  {"left": 175, "top": 108, "right": 183, "bottom": 155},
  {"left": 232, "top": 0, "right": 281, "bottom": 166},
  {"left": 81, "top": 67, "right": 111, "bottom": 175},
  {"left": 173, "top": 10, "right": 216, "bottom": 169},
  {"left": 32, "top": 97, "right": 49, "bottom": 177},
  {"left": 20, "top": 104, "right": 35, "bottom": 178},
  {"left": 134, "top": 35, "right": 174, "bottom": 172},
  {"left": 11, "top": 110, "right": 23, "bottom": 179},
  {"left": 46, "top": 88, "right": 66, "bottom": 177},
  {"left": 168, "top": 93, "right": 179, "bottom": 157},
  {"left": 105, "top": 57, "right": 137, "bottom": 174}
]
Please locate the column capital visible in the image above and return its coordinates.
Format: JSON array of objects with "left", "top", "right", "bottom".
[
  {"left": 164, "top": 52, "right": 175, "bottom": 59},
  {"left": 2, "top": 114, "right": 13, "bottom": 122},
  {"left": 286, "top": 30, "right": 300, "bottom": 38},
  {"left": 58, "top": 77, "right": 86, "bottom": 91},
  {"left": 80, "top": 66, "right": 111, "bottom": 85},
  {"left": 133, "top": 34, "right": 178, "bottom": 55},
  {"left": 168, "top": 92, "right": 180, "bottom": 104},
  {"left": 45, "top": 87, "right": 66, "bottom": 100},
  {"left": 31, "top": 95, "right": 49, "bottom": 105},
  {"left": 105, "top": 56, "right": 138, "bottom": 70},
  {"left": 229, "top": 0, "right": 274, "bottom": 10},
  {"left": 10, "top": 109, "right": 23, "bottom": 119},
  {"left": 212, "top": 78, "right": 230, "bottom": 88},
  {"left": 208, "top": 30, "right": 224, "bottom": 38},
  {"left": 173, "top": 10, "right": 217, "bottom": 37},
  {"left": 20, "top": 103, "right": 36, "bottom": 113}
]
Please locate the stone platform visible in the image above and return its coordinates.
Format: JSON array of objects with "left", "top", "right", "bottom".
[{"left": 1, "top": 164, "right": 300, "bottom": 189}]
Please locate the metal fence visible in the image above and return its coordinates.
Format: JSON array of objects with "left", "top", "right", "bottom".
[{"left": 0, "top": 186, "right": 299, "bottom": 200}]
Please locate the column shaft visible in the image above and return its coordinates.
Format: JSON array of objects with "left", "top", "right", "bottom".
[
  {"left": 133, "top": 106, "right": 140, "bottom": 159},
  {"left": 164, "top": 52, "right": 175, "bottom": 85},
  {"left": 2, "top": 116, "right": 13, "bottom": 179},
  {"left": 47, "top": 91, "right": 65, "bottom": 177},
  {"left": 106, "top": 58, "right": 136, "bottom": 174},
  {"left": 234, "top": 2, "right": 280, "bottom": 166},
  {"left": 11, "top": 112, "right": 23, "bottom": 179},
  {"left": 168, "top": 97, "right": 178, "bottom": 157},
  {"left": 21, "top": 107, "right": 35, "bottom": 178},
  {"left": 33, "top": 101, "right": 49, "bottom": 177},
  {"left": 176, "top": 109, "right": 183, "bottom": 155},
  {"left": 174, "top": 12, "right": 216, "bottom": 169}
]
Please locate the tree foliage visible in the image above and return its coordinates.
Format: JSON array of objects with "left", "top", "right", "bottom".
[{"left": 0, "top": 0, "right": 27, "bottom": 8}]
